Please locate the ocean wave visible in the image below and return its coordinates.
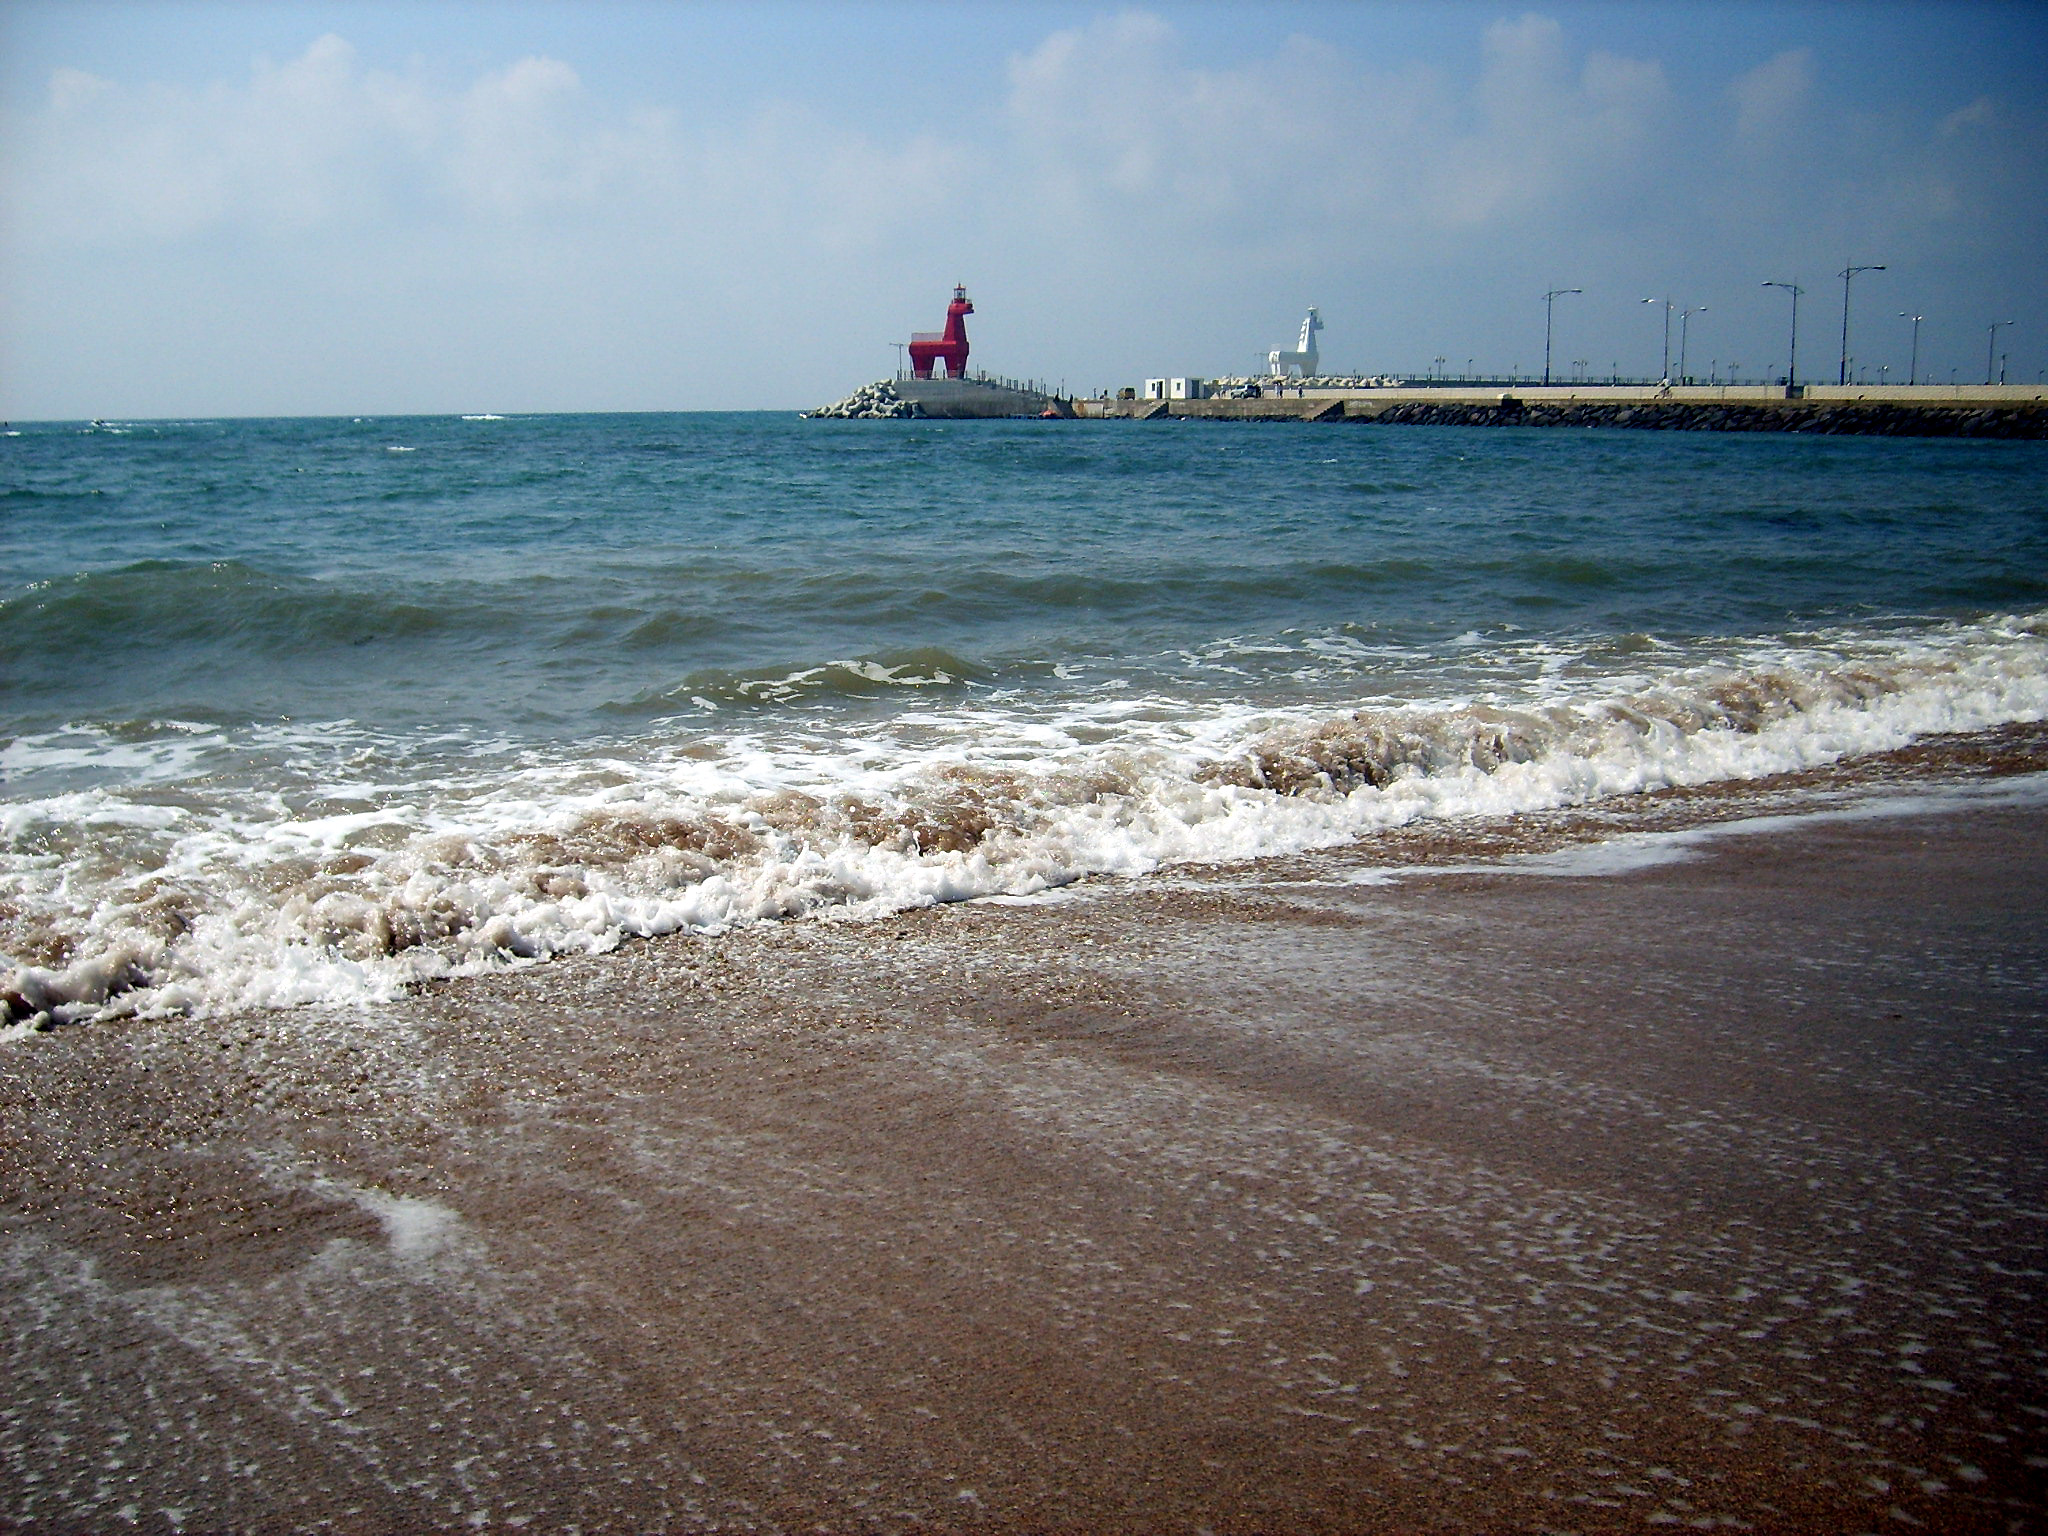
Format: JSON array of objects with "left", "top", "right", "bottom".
[
  {"left": 5, "top": 612, "right": 2046, "bottom": 1032},
  {"left": 605, "top": 647, "right": 991, "bottom": 713},
  {"left": 0, "top": 561, "right": 534, "bottom": 677}
]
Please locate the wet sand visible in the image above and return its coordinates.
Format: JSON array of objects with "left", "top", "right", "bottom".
[{"left": 4, "top": 773, "right": 2047, "bottom": 1533}]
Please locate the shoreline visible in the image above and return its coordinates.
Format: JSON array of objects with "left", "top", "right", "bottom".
[{"left": 5, "top": 737, "right": 2048, "bottom": 1531}]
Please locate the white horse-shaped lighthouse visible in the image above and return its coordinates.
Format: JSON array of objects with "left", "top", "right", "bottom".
[{"left": 1269, "top": 307, "right": 1323, "bottom": 378}]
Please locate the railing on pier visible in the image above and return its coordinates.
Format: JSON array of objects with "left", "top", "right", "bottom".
[{"left": 894, "top": 367, "right": 1064, "bottom": 400}]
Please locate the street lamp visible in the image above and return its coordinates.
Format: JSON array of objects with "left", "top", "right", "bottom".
[
  {"left": 1678, "top": 306, "right": 1707, "bottom": 383},
  {"left": 891, "top": 342, "right": 906, "bottom": 379},
  {"left": 1543, "top": 288, "right": 1581, "bottom": 386},
  {"left": 1899, "top": 314, "right": 1924, "bottom": 386},
  {"left": 1987, "top": 320, "right": 2014, "bottom": 384},
  {"left": 1763, "top": 281, "right": 1802, "bottom": 388},
  {"left": 1642, "top": 296, "right": 1673, "bottom": 381},
  {"left": 1838, "top": 262, "right": 1885, "bottom": 385}
]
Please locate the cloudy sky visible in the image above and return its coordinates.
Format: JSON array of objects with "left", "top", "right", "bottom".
[{"left": 2, "top": 0, "right": 2043, "bottom": 417}]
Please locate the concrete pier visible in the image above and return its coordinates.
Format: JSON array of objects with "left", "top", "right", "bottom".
[
  {"left": 1080, "top": 383, "right": 2048, "bottom": 436},
  {"left": 892, "top": 377, "right": 1069, "bottom": 418}
]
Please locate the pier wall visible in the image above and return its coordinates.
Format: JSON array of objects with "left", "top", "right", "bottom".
[
  {"left": 1080, "top": 385, "right": 2048, "bottom": 437},
  {"left": 892, "top": 377, "right": 1066, "bottom": 418}
]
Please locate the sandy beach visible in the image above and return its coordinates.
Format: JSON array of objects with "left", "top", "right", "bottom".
[{"left": 5, "top": 750, "right": 2047, "bottom": 1534}]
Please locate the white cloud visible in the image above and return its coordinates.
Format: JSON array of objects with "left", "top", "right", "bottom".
[
  {"left": 1730, "top": 48, "right": 1813, "bottom": 140},
  {"left": 1939, "top": 96, "right": 1998, "bottom": 138},
  {"left": 1428, "top": 15, "right": 1672, "bottom": 227},
  {"left": 443, "top": 55, "right": 592, "bottom": 216},
  {"left": 997, "top": 10, "right": 1677, "bottom": 252},
  {"left": 12, "top": 37, "right": 644, "bottom": 240}
]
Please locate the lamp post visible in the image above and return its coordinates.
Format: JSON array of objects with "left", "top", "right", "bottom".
[
  {"left": 1542, "top": 288, "right": 1581, "bottom": 386},
  {"left": 1838, "top": 263, "right": 1885, "bottom": 385},
  {"left": 1642, "top": 296, "right": 1673, "bottom": 380},
  {"left": 1678, "top": 306, "right": 1707, "bottom": 383},
  {"left": 1899, "top": 313, "right": 1923, "bottom": 386},
  {"left": 891, "top": 342, "right": 906, "bottom": 379},
  {"left": 1986, "top": 320, "right": 2013, "bottom": 384},
  {"left": 1763, "top": 281, "right": 1802, "bottom": 388}
]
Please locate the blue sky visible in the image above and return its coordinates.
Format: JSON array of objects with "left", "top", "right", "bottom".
[{"left": 3, "top": 1, "right": 2043, "bottom": 415}]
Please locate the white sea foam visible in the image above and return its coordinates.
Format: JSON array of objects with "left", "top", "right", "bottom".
[
  {"left": 1337, "top": 776, "right": 2048, "bottom": 885},
  {"left": 1, "top": 722, "right": 220, "bottom": 784},
  {"left": 1362, "top": 775, "right": 2048, "bottom": 883},
  {"left": 5, "top": 612, "right": 2046, "bottom": 1029}
]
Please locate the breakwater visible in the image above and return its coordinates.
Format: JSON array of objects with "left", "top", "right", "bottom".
[
  {"left": 1373, "top": 397, "right": 2044, "bottom": 436},
  {"left": 809, "top": 376, "right": 1070, "bottom": 419},
  {"left": 1087, "top": 386, "right": 2048, "bottom": 437}
]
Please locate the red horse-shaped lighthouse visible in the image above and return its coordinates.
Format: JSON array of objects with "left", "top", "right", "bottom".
[{"left": 908, "top": 285, "right": 973, "bottom": 379}]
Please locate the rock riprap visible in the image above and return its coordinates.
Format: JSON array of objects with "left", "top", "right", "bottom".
[
  {"left": 1357, "top": 398, "right": 2048, "bottom": 437},
  {"left": 805, "top": 381, "right": 924, "bottom": 420}
]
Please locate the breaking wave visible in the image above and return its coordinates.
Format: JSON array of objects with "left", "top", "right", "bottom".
[
  {"left": 606, "top": 647, "right": 991, "bottom": 714},
  {"left": 5, "top": 612, "right": 2047, "bottom": 1032}
]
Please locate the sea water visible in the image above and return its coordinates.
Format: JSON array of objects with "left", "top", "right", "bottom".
[{"left": 4, "top": 412, "right": 2045, "bottom": 1028}]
